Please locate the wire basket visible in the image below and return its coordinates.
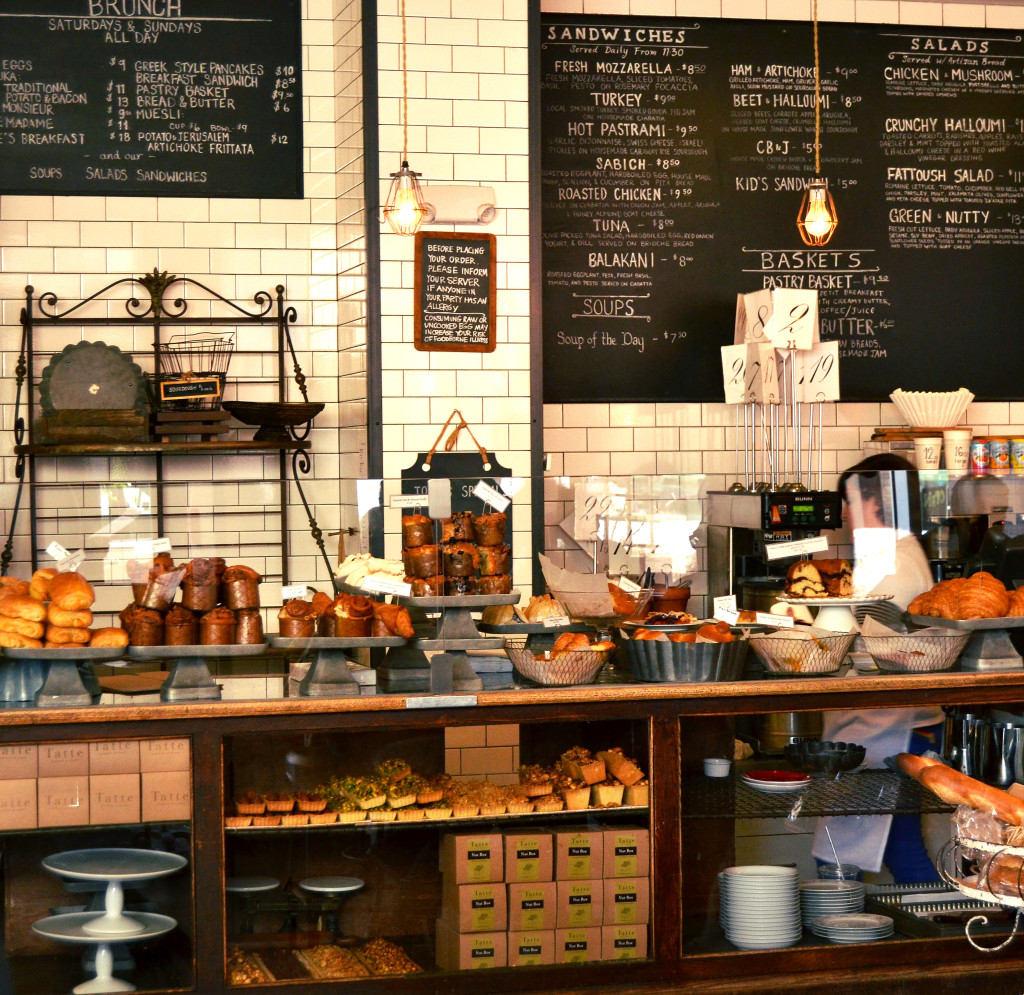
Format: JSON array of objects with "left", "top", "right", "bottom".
[
  {"left": 505, "top": 638, "right": 614, "bottom": 686},
  {"left": 861, "top": 632, "right": 970, "bottom": 673},
  {"left": 153, "top": 331, "right": 234, "bottom": 411},
  {"left": 749, "top": 632, "right": 856, "bottom": 676}
]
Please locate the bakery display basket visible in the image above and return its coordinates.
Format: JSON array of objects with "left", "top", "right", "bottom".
[
  {"left": 151, "top": 331, "right": 234, "bottom": 411},
  {"left": 861, "top": 631, "right": 970, "bottom": 673},
  {"left": 749, "top": 631, "right": 856, "bottom": 676},
  {"left": 504, "top": 638, "right": 615, "bottom": 686}
]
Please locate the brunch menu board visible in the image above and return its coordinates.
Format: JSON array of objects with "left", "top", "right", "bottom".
[
  {"left": 540, "top": 14, "right": 1024, "bottom": 402},
  {"left": 0, "top": 0, "right": 302, "bottom": 198}
]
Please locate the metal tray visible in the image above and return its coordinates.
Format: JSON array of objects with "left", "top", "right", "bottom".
[
  {"left": 397, "top": 592, "right": 521, "bottom": 608},
  {"left": 2, "top": 646, "right": 126, "bottom": 662},
  {"left": 477, "top": 621, "right": 581, "bottom": 634},
  {"left": 268, "top": 635, "right": 405, "bottom": 650},
  {"left": 907, "top": 615, "right": 1024, "bottom": 631},
  {"left": 128, "top": 643, "right": 268, "bottom": 658}
]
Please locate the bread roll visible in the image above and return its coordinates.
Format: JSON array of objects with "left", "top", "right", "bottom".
[
  {"left": 0, "top": 616, "right": 44, "bottom": 639},
  {"left": 0, "top": 595, "right": 47, "bottom": 623},
  {"left": 30, "top": 568, "right": 57, "bottom": 602},
  {"left": 90, "top": 627, "right": 130, "bottom": 648},
  {"left": 49, "top": 571, "right": 95, "bottom": 611},
  {"left": 0, "top": 632, "right": 42, "bottom": 649},
  {"left": 45, "top": 624, "right": 91, "bottom": 645},
  {"left": 917, "top": 763, "right": 1024, "bottom": 825},
  {"left": 47, "top": 606, "right": 92, "bottom": 628}
]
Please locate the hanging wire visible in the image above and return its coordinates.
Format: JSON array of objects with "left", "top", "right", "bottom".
[{"left": 813, "top": 0, "right": 821, "bottom": 174}]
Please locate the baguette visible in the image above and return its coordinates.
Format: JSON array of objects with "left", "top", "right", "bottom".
[
  {"left": 893, "top": 753, "right": 944, "bottom": 779},
  {"left": 917, "top": 763, "right": 1024, "bottom": 826},
  {"left": 49, "top": 571, "right": 95, "bottom": 611}
]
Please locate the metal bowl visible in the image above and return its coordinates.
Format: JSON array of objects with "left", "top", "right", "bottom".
[
  {"left": 223, "top": 401, "right": 324, "bottom": 442},
  {"left": 784, "top": 740, "right": 866, "bottom": 774}
]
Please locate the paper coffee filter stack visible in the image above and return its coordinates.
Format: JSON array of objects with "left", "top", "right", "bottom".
[{"left": 889, "top": 388, "right": 974, "bottom": 428}]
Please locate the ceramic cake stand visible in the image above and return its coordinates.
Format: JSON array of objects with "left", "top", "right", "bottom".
[
  {"left": 42, "top": 849, "right": 187, "bottom": 936},
  {"left": 779, "top": 594, "right": 894, "bottom": 633},
  {"left": 32, "top": 912, "right": 176, "bottom": 994}
]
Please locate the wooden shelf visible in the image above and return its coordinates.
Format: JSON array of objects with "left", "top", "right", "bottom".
[{"left": 15, "top": 440, "right": 310, "bottom": 456}]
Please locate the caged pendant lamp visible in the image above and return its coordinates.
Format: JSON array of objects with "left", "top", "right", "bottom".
[
  {"left": 382, "top": 0, "right": 428, "bottom": 236},
  {"left": 797, "top": 0, "right": 838, "bottom": 246}
]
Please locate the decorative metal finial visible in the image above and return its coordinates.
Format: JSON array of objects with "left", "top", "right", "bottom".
[{"left": 138, "top": 268, "right": 177, "bottom": 317}]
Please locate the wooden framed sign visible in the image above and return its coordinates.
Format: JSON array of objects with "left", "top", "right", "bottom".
[{"left": 414, "top": 231, "right": 496, "bottom": 353}]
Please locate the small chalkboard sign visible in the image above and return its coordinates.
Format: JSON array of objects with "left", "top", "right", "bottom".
[{"left": 414, "top": 232, "right": 496, "bottom": 353}]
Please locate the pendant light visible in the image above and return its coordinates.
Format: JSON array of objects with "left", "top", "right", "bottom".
[
  {"left": 383, "top": 0, "right": 427, "bottom": 236},
  {"left": 797, "top": 0, "right": 838, "bottom": 246}
]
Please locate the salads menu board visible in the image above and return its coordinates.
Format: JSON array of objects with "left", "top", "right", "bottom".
[
  {"left": 0, "top": 0, "right": 302, "bottom": 198},
  {"left": 540, "top": 15, "right": 1024, "bottom": 401}
]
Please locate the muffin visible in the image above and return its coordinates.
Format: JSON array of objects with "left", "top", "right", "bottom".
[
  {"left": 139, "top": 566, "right": 185, "bottom": 612},
  {"left": 200, "top": 606, "right": 236, "bottom": 645},
  {"left": 401, "top": 514, "right": 434, "bottom": 548},
  {"left": 473, "top": 512, "right": 507, "bottom": 545},
  {"left": 333, "top": 593, "right": 373, "bottom": 637},
  {"left": 477, "top": 574, "right": 511, "bottom": 595},
  {"left": 441, "top": 511, "right": 475, "bottom": 542},
  {"left": 128, "top": 608, "right": 165, "bottom": 647},
  {"left": 441, "top": 541, "right": 478, "bottom": 577},
  {"left": 409, "top": 575, "right": 444, "bottom": 597},
  {"left": 478, "top": 544, "right": 510, "bottom": 576},
  {"left": 444, "top": 576, "right": 477, "bottom": 597},
  {"left": 163, "top": 605, "right": 197, "bottom": 646},
  {"left": 278, "top": 599, "right": 316, "bottom": 638},
  {"left": 222, "top": 564, "right": 262, "bottom": 609},
  {"left": 403, "top": 544, "right": 440, "bottom": 579},
  {"left": 180, "top": 558, "right": 219, "bottom": 613},
  {"left": 235, "top": 608, "right": 264, "bottom": 644}
]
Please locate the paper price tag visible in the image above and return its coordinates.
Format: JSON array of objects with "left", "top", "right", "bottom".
[
  {"left": 765, "top": 535, "right": 830, "bottom": 561},
  {"left": 713, "top": 595, "right": 737, "bottom": 614},
  {"left": 796, "top": 340, "right": 840, "bottom": 402},
  {"left": 390, "top": 494, "right": 429, "bottom": 509},
  {"left": 614, "top": 575, "right": 642, "bottom": 593},
  {"left": 715, "top": 607, "right": 740, "bottom": 625},
  {"left": 766, "top": 289, "right": 817, "bottom": 351},
  {"left": 281, "top": 584, "right": 307, "bottom": 601},
  {"left": 721, "top": 344, "right": 748, "bottom": 405},
  {"left": 361, "top": 574, "right": 412, "bottom": 597},
  {"left": 46, "top": 541, "right": 71, "bottom": 562},
  {"left": 543, "top": 615, "right": 571, "bottom": 628},
  {"left": 473, "top": 480, "right": 510, "bottom": 513},
  {"left": 57, "top": 549, "right": 86, "bottom": 573},
  {"left": 151, "top": 537, "right": 172, "bottom": 554},
  {"left": 759, "top": 611, "right": 794, "bottom": 628}
]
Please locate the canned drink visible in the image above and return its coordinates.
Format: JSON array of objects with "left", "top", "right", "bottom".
[
  {"left": 1011, "top": 438, "right": 1024, "bottom": 473},
  {"left": 969, "top": 438, "right": 990, "bottom": 473},
  {"left": 990, "top": 437, "right": 1011, "bottom": 474}
]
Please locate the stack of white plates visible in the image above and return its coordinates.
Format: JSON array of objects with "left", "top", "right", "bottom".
[
  {"left": 799, "top": 879, "right": 865, "bottom": 928},
  {"left": 810, "top": 912, "right": 894, "bottom": 943},
  {"left": 719, "top": 865, "right": 801, "bottom": 950}
]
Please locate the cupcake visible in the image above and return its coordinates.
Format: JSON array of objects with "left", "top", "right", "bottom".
[
  {"left": 477, "top": 574, "right": 511, "bottom": 595},
  {"left": 441, "top": 541, "right": 478, "bottom": 577},
  {"left": 200, "top": 606, "right": 236, "bottom": 645},
  {"left": 278, "top": 599, "right": 316, "bottom": 638},
  {"left": 128, "top": 608, "right": 165, "bottom": 647},
  {"left": 236, "top": 608, "right": 264, "bottom": 644},
  {"left": 180, "top": 558, "right": 219, "bottom": 613},
  {"left": 441, "top": 511, "right": 474, "bottom": 542},
  {"left": 222, "top": 564, "right": 262, "bottom": 609},
  {"left": 473, "top": 512, "right": 507, "bottom": 545},
  {"left": 403, "top": 544, "right": 440, "bottom": 579},
  {"left": 401, "top": 514, "right": 434, "bottom": 548},
  {"left": 163, "top": 605, "right": 198, "bottom": 646},
  {"left": 333, "top": 593, "right": 373, "bottom": 637},
  {"left": 478, "top": 544, "right": 510, "bottom": 576},
  {"left": 235, "top": 791, "right": 265, "bottom": 815}
]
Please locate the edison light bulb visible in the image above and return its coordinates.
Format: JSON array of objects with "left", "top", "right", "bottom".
[{"left": 797, "top": 179, "right": 838, "bottom": 246}]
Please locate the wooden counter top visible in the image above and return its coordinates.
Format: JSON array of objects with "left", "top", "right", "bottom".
[{"left": 3, "top": 667, "right": 1024, "bottom": 727}]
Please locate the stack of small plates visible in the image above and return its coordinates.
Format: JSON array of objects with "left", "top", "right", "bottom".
[
  {"left": 799, "top": 879, "right": 865, "bottom": 928},
  {"left": 809, "top": 912, "right": 894, "bottom": 943},
  {"left": 741, "top": 770, "right": 811, "bottom": 793},
  {"left": 719, "top": 865, "right": 801, "bottom": 950}
]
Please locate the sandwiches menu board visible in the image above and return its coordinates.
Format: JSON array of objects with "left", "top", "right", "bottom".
[
  {"left": 0, "top": 0, "right": 302, "bottom": 198},
  {"left": 540, "top": 14, "right": 1024, "bottom": 401}
]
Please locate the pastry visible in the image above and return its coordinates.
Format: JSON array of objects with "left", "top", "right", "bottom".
[
  {"left": 263, "top": 791, "right": 294, "bottom": 813},
  {"left": 47, "top": 606, "right": 92, "bottom": 628},
  {"left": 477, "top": 574, "right": 511, "bottom": 594},
  {"left": 591, "top": 780, "right": 625, "bottom": 806},
  {"left": 370, "top": 602, "right": 414, "bottom": 638},
  {"left": 473, "top": 512, "right": 507, "bottom": 545},
  {"left": 90, "top": 627, "right": 130, "bottom": 648},
  {"left": 441, "top": 541, "right": 478, "bottom": 577},
  {"left": 357, "top": 938, "right": 422, "bottom": 975},
  {"left": 333, "top": 593, "right": 373, "bottom": 637},
  {"left": 443, "top": 575, "right": 477, "bottom": 596},
  {"left": 222, "top": 564, "right": 262, "bottom": 609},
  {"left": 408, "top": 575, "right": 444, "bottom": 597},
  {"left": 200, "top": 606, "right": 236, "bottom": 645},
  {"left": 128, "top": 608, "right": 165, "bottom": 647},
  {"left": 957, "top": 571, "right": 1010, "bottom": 619},
  {"left": 477, "top": 544, "right": 510, "bottom": 576},
  {"left": 402, "top": 544, "right": 441, "bottom": 579},
  {"left": 441, "top": 511, "right": 474, "bottom": 542},
  {"left": 519, "top": 764, "right": 553, "bottom": 797},
  {"left": 235, "top": 608, "right": 264, "bottom": 645},
  {"left": 278, "top": 599, "right": 316, "bottom": 638},
  {"left": 401, "top": 514, "right": 434, "bottom": 548},
  {"left": 557, "top": 774, "right": 591, "bottom": 810},
  {"left": 180, "top": 558, "right": 219, "bottom": 612},
  {"left": 0, "top": 595, "right": 47, "bottom": 623},
  {"left": 0, "top": 616, "right": 45, "bottom": 640},
  {"left": 534, "top": 794, "right": 564, "bottom": 813},
  {"left": 139, "top": 566, "right": 185, "bottom": 611},
  {"left": 295, "top": 944, "right": 370, "bottom": 980},
  {"left": 376, "top": 758, "right": 412, "bottom": 782},
  {"left": 251, "top": 815, "right": 281, "bottom": 828},
  {"left": 0, "top": 632, "right": 42, "bottom": 649},
  {"left": 0, "top": 577, "right": 30, "bottom": 599},
  {"left": 29, "top": 568, "right": 57, "bottom": 602},
  {"left": 1008, "top": 587, "right": 1024, "bottom": 617},
  {"left": 158, "top": 605, "right": 193, "bottom": 647},
  {"left": 45, "top": 624, "right": 90, "bottom": 645},
  {"left": 561, "top": 746, "right": 606, "bottom": 785},
  {"left": 313, "top": 591, "right": 337, "bottom": 636},
  {"left": 520, "top": 594, "right": 567, "bottom": 623},
  {"left": 296, "top": 792, "right": 327, "bottom": 813},
  {"left": 597, "top": 747, "right": 645, "bottom": 786},
  {"left": 784, "top": 558, "right": 853, "bottom": 598},
  {"left": 624, "top": 779, "right": 650, "bottom": 806}
]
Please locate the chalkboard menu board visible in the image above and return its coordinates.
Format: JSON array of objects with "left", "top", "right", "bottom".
[
  {"left": 414, "top": 231, "right": 497, "bottom": 352},
  {"left": 540, "top": 14, "right": 1024, "bottom": 402},
  {"left": 0, "top": 0, "right": 302, "bottom": 198}
]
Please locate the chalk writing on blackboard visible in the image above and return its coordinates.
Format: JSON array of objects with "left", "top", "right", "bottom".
[{"left": 415, "top": 232, "right": 497, "bottom": 353}]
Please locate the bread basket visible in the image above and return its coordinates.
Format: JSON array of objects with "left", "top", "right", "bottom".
[
  {"left": 749, "top": 631, "right": 856, "bottom": 676},
  {"left": 621, "top": 631, "right": 749, "bottom": 683},
  {"left": 861, "top": 631, "right": 969, "bottom": 673},
  {"left": 505, "top": 638, "right": 614, "bottom": 686}
]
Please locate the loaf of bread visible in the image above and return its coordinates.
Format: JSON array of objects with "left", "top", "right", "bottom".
[
  {"left": 49, "top": 571, "right": 95, "bottom": 611},
  {"left": 896, "top": 752, "right": 1024, "bottom": 825},
  {"left": 785, "top": 559, "right": 853, "bottom": 598},
  {"left": 893, "top": 753, "right": 944, "bottom": 779}
]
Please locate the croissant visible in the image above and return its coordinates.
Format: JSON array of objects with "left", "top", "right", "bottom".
[
  {"left": 0, "top": 616, "right": 45, "bottom": 639},
  {"left": 0, "top": 631, "right": 42, "bottom": 649},
  {"left": 29, "top": 568, "right": 57, "bottom": 602},
  {"left": 956, "top": 571, "right": 1009, "bottom": 619},
  {"left": 49, "top": 571, "right": 95, "bottom": 611},
  {"left": 45, "top": 624, "right": 91, "bottom": 645},
  {"left": 371, "top": 601, "right": 414, "bottom": 638},
  {"left": 1008, "top": 587, "right": 1024, "bottom": 617}
]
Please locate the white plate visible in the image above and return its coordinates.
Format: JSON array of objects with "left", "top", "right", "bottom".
[
  {"left": 812, "top": 913, "right": 892, "bottom": 930},
  {"left": 723, "top": 864, "right": 800, "bottom": 877},
  {"left": 780, "top": 594, "right": 894, "bottom": 606},
  {"left": 726, "top": 934, "right": 801, "bottom": 950},
  {"left": 741, "top": 778, "right": 812, "bottom": 794}
]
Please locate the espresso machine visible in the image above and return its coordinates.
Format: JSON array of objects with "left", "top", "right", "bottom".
[{"left": 704, "top": 489, "right": 843, "bottom": 610}]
